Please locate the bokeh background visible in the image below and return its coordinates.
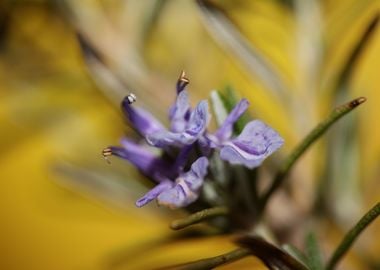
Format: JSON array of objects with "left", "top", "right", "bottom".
[{"left": 0, "top": 0, "right": 379, "bottom": 269}]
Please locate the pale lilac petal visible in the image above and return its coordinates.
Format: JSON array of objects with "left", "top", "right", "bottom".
[
  {"left": 214, "top": 99, "right": 249, "bottom": 141},
  {"left": 182, "top": 156, "right": 209, "bottom": 190},
  {"left": 185, "top": 100, "right": 210, "bottom": 138},
  {"left": 109, "top": 139, "right": 170, "bottom": 177},
  {"left": 135, "top": 180, "right": 173, "bottom": 207},
  {"left": 122, "top": 97, "right": 164, "bottom": 136},
  {"left": 157, "top": 183, "right": 191, "bottom": 209},
  {"left": 220, "top": 120, "right": 284, "bottom": 169},
  {"left": 169, "top": 90, "right": 191, "bottom": 132},
  {"left": 157, "top": 157, "right": 209, "bottom": 209},
  {"left": 145, "top": 130, "right": 187, "bottom": 148},
  {"left": 147, "top": 100, "right": 209, "bottom": 147}
]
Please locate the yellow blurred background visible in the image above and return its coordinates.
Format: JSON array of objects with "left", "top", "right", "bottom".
[{"left": 0, "top": 1, "right": 379, "bottom": 269}]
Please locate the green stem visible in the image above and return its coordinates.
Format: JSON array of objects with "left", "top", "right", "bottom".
[
  {"left": 326, "top": 202, "right": 380, "bottom": 270},
  {"left": 171, "top": 248, "right": 250, "bottom": 270},
  {"left": 170, "top": 206, "right": 229, "bottom": 230},
  {"left": 305, "top": 232, "right": 323, "bottom": 270},
  {"left": 259, "top": 97, "right": 367, "bottom": 211}
]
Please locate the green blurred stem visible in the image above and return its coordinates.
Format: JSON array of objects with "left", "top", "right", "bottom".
[
  {"left": 173, "top": 248, "right": 250, "bottom": 270},
  {"left": 305, "top": 232, "right": 323, "bottom": 270},
  {"left": 259, "top": 97, "right": 367, "bottom": 211},
  {"left": 326, "top": 202, "right": 380, "bottom": 270},
  {"left": 170, "top": 206, "right": 229, "bottom": 230}
]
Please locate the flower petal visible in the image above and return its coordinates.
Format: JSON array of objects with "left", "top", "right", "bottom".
[
  {"left": 214, "top": 98, "right": 249, "bottom": 141},
  {"left": 182, "top": 156, "right": 209, "bottom": 190},
  {"left": 147, "top": 100, "right": 210, "bottom": 147},
  {"left": 157, "top": 157, "right": 209, "bottom": 208},
  {"left": 220, "top": 120, "right": 284, "bottom": 169},
  {"left": 135, "top": 180, "right": 173, "bottom": 207},
  {"left": 169, "top": 90, "right": 191, "bottom": 132},
  {"left": 122, "top": 97, "right": 164, "bottom": 136},
  {"left": 109, "top": 139, "right": 170, "bottom": 178},
  {"left": 185, "top": 100, "right": 210, "bottom": 138}
]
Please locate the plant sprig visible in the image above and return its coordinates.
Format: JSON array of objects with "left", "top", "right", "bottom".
[{"left": 259, "top": 96, "right": 367, "bottom": 212}]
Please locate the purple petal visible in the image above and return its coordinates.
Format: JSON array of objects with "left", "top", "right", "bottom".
[
  {"left": 220, "top": 120, "right": 284, "bottom": 169},
  {"left": 109, "top": 139, "right": 170, "bottom": 178},
  {"left": 135, "top": 180, "right": 173, "bottom": 207},
  {"left": 169, "top": 90, "right": 191, "bottom": 132},
  {"left": 186, "top": 100, "right": 210, "bottom": 136},
  {"left": 214, "top": 99, "right": 249, "bottom": 141},
  {"left": 157, "top": 157, "right": 209, "bottom": 209},
  {"left": 147, "top": 100, "right": 210, "bottom": 147},
  {"left": 182, "top": 156, "right": 209, "bottom": 190},
  {"left": 122, "top": 97, "right": 164, "bottom": 136},
  {"left": 157, "top": 183, "right": 191, "bottom": 209}
]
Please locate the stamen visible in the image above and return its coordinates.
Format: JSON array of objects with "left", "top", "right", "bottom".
[
  {"left": 179, "top": 70, "right": 189, "bottom": 84},
  {"left": 126, "top": 93, "right": 137, "bottom": 104},
  {"left": 176, "top": 70, "right": 189, "bottom": 93},
  {"left": 102, "top": 147, "right": 113, "bottom": 164}
]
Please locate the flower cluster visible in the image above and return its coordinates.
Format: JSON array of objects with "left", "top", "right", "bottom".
[{"left": 104, "top": 72, "right": 284, "bottom": 209}]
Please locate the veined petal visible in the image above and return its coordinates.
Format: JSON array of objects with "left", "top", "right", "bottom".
[
  {"left": 183, "top": 156, "right": 209, "bottom": 190},
  {"left": 122, "top": 97, "right": 164, "bottom": 136},
  {"left": 186, "top": 100, "right": 210, "bottom": 137},
  {"left": 157, "top": 157, "right": 209, "bottom": 209},
  {"left": 135, "top": 180, "right": 173, "bottom": 207},
  {"left": 169, "top": 90, "right": 191, "bottom": 132},
  {"left": 220, "top": 120, "right": 284, "bottom": 169},
  {"left": 214, "top": 98, "right": 249, "bottom": 141},
  {"left": 147, "top": 100, "right": 210, "bottom": 147},
  {"left": 109, "top": 139, "right": 170, "bottom": 178}
]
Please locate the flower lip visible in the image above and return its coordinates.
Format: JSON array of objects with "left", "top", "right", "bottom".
[
  {"left": 157, "top": 157, "right": 209, "bottom": 208},
  {"left": 220, "top": 120, "right": 284, "bottom": 169},
  {"left": 146, "top": 100, "right": 210, "bottom": 148},
  {"left": 135, "top": 157, "right": 209, "bottom": 208}
]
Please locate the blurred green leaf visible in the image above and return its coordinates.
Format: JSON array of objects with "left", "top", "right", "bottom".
[
  {"left": 305, "top": 232, "right": 324, "bottom": 270},
  {"left": 196, "top": 0, "right": 290, "bottom": 100},
  {"left": 237, "top": 236, "right": 310, "bottom": 270},
  {"left": 282, "top": 244, "right": 309, "bottom": 266}
]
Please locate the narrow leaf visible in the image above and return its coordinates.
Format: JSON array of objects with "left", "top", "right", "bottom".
[
  {"left": 236, "top": 236, "right": 310, "bottom": 270},
  {"left": 282, "top": 244, "right": 309, "bottom": 266},
  {"left": 326, "top": 202, "right": 380, "bottom": 270},
  {"left": 160, "top": 248, "right": 250, "bottom": 270},
  {"left": 305, "top": 232, "right": 324, "bottom": 270},
  {"left": 196, "top": 0, "right": 290, "bottom": 99},
  {"left": 259, "top": 96, "right": 367, "bottom": 211},
  {"left": 170, "top": 206, "right": 229, "bottom": 230}
]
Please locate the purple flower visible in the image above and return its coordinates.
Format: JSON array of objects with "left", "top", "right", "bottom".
[
  {"left": 104, "top": 72, "right": 211, "bottom": 208},
  {"left": 146, "top": 98, "right": 210, "bottom": 148},
  {"left": 209, "top": 99, "right": 284, "bottom": 169},
  {"left": 121, "top": 75, "right": 210, "bottom": 149},
  {"left": 104, "top": 72, "right": 284, "bottom": 209},
  {"left": 136, "top": 157, "right": 209, "bottom": 208}
]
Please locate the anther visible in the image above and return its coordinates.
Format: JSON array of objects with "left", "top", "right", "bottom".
[
  {"left": 102, "top": 147, "right": 113, "bottom": 164},
  {"left": 179, "top": 70, "right": 189, "bottom": 84},
  {"left": 176, "top": 70, "right": 189, "bottom": 93},
  {"left": 126, "top": 93, "right": 137, "bottom": 104}
]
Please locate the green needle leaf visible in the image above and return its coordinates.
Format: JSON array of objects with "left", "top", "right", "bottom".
[
  {"left": 161, "top": 248, "right": 250, "bottom": 270},
  {"left": 305, "top": 232, "right": 324, "bottom": 270},
  {"left": 170, "top": 206, "right": 229, "bottom": 230},
  {"left": 326, "top": 202, "right": 380, "bottom": 270},
  {"left": 196, "top": 0, "right": 290, "bottom": 99},
  {"left": 259, "top": 96, "right": 367, "bottom": 211}
]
